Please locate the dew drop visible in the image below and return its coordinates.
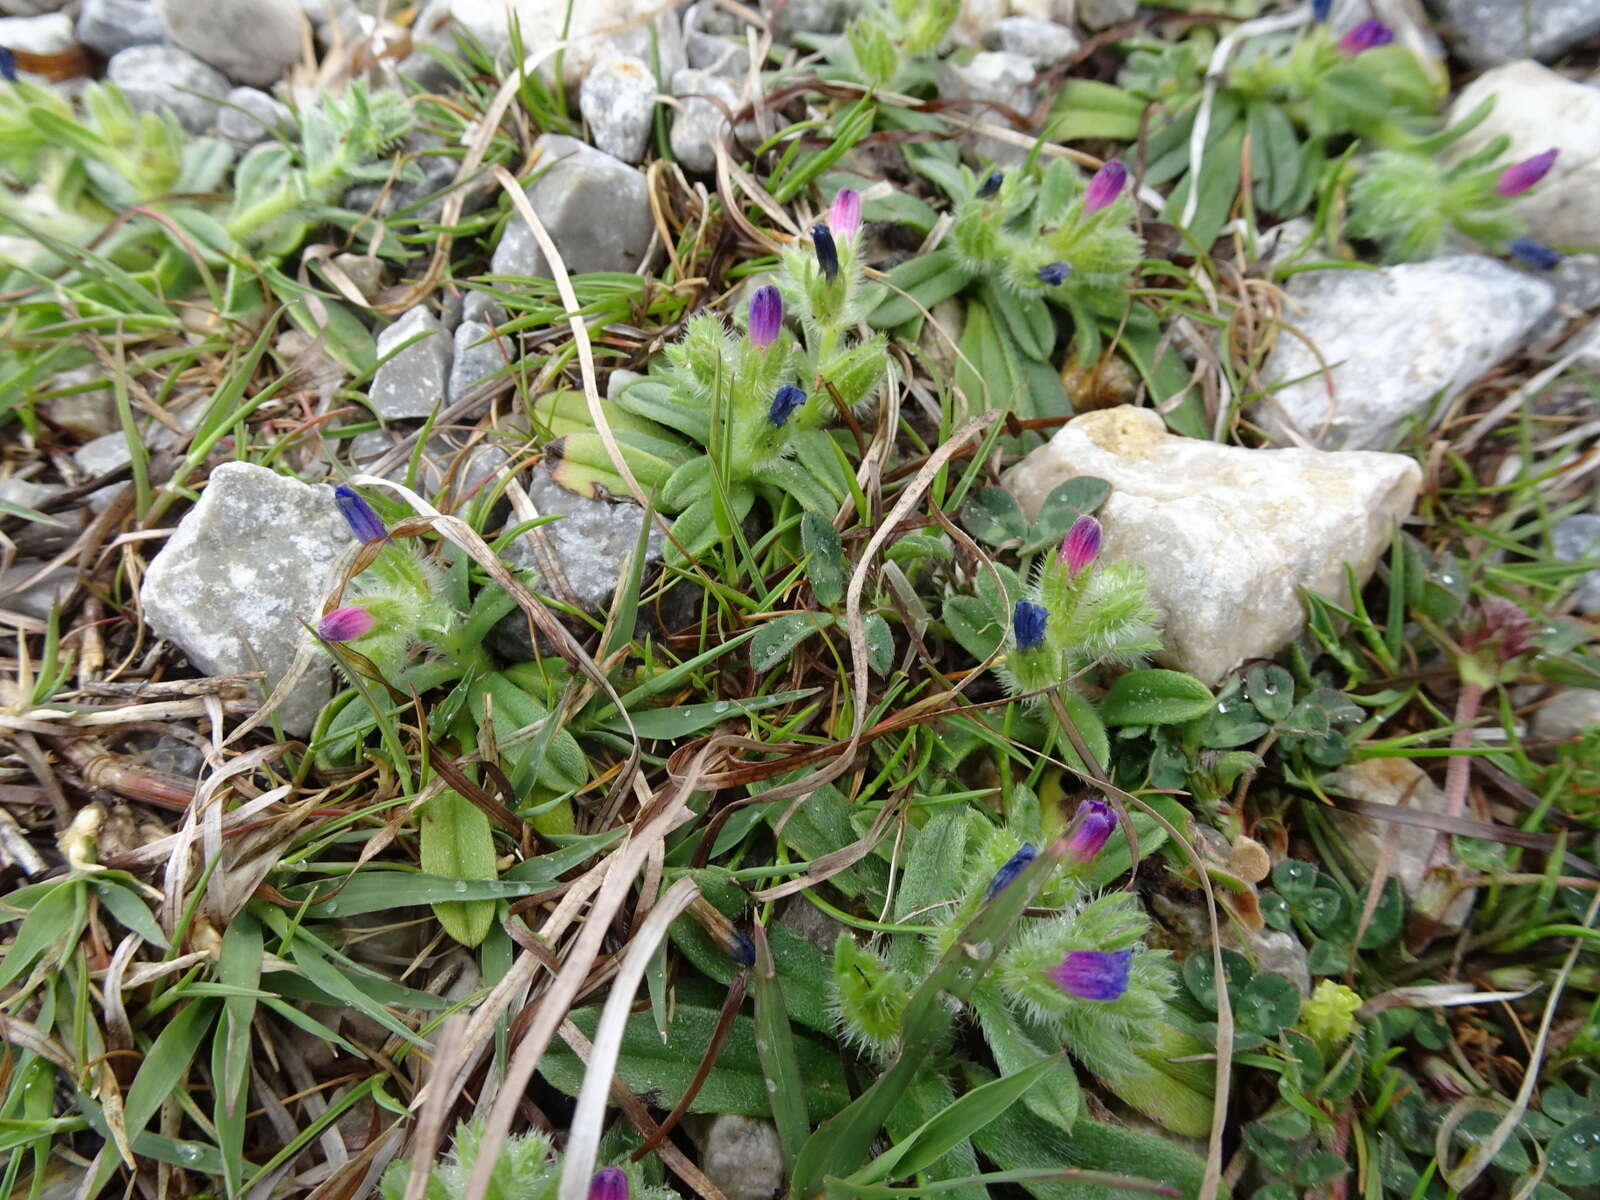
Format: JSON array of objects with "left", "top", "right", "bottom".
[
  {"left": 453, "top": 880, "right": 469, "bottom": 894},
  {"left": 322, "top": 902, "right": 338, "bottom": 916}
]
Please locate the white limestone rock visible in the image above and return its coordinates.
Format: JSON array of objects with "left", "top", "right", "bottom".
[
  {"left": 669, "top": 68, "right": 756, "bottom": 174},
  {"left": 153, "top": 0, "right": 304, "bottom": 86},
  {"left": 936, "top": 51, "right": 1039, "bottom": 168},
  {"left": 1253, "top": 256, "right": 1554, "bottom": 451},
  {"left": 370, "top": 306, "right": 451, "bottom": 420},
  {"left": 138, "top": 463, "right": 351, "bottom": 735},
  {"left": 1448, "top": 62, "right": 1600, "bottom": 251},
  {"left": 986, "top": 16, "right": 1079, "bottom": 68},
  {"left": 1002, "top": 406, "right": 1422, "bottom": 685},
  {"left": 579, "top": 55, "right": 657, "bottom": 164}
]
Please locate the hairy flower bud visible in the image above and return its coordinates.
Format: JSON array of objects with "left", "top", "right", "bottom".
[
  {"left": 1494, "top": 148, "right": 1558, "bottom": 197},
  {"left": 984, "top": 843, "right": 1037, "bottom": 900},
  {"left": 317, "top": 606, "right": 375, "bottom": 642},
  {"left": 812, "top": 223, "right": 839, "bottom": 280},
  {"left": 769, "top": 384, "right": 807, "bottom": 427},
  {"left": 1013, "top": 599, "right": 1048, "bottom": 651},
  {"left": 977, "top": 170, "right": 1004, "bottom": 199},
  {"left": 830, "top": 188, "right": 862, "bottom": 238},
  {"left": 1337, "top": 18, "right": 1393, "bottom": 54},
  {"left": 1047, "top": 949, "right": 1131, "bottom": 1001},
  {"left": 334, "top": 484, "right": 386, "bottom": 542},
  {"left": 1037, "top": 262, "right": 1071, "bottom": 286},
  {"left": 1083, "top": 161, "right": 1128, "bottom": 214},
  {"left": 1509, "top": 236, "right": 1561, "bottom": 271},
  {"left": 1059, "top": 515, "right": 1102, "bottom": 577},
  {"left": 589, "top": 1167, "right": 628, "bottom": 1200},
  {"left": 1063, "top": 798, "right": 1116, "bottom": 863},
  {"left": 748, "top": 284, "right": 783, "bottom": 349}
]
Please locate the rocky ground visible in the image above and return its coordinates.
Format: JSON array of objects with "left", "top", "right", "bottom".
[{"left": 2, "top": 1, "right": 1600, "bottom": 1199}]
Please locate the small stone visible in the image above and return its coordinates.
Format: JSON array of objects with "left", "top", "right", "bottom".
[
  {"left": 986, "top": 16, "right": 1079, "bottom": 68},
  {"left": 1449, "top": 62, "right": 1600, "bottom": 251},
  {"left": 1532, "top": 689, "right": 1600, "bottom": 742},
  {"left": 369, "top": 306, "right": 451, "bottom": 420},
  {"left": 1253, "top": 256, "right": 1553, "bottom": 451},
  {"left": 579, "top": 55, "right": 657, "bottom": 164},
  {"left": 405, "top": 435, "right": 510, "bottom": 505},
  {"left": 0, "top": 13, "right": 74, "bottom": 80},
  {"left": 448, "top": 321, "right": 509, "bottom": 408},
  {"left": 153, "top": 0, "right": 304, "bottom": 85},
  {"left": 76, "top": 0, "right": 166, "bottom": 57},
  {"left": 1552, "top": 514, "right": 1600, "bottom": 614},
  {"left": 683, "top": 2, "right": 749, "bottom": 74},
  {"left": 501, "top": 464, "right": 664, "bottom": 612},
  {"left": 696, "top": 1115, "right": 785, "bottom": 1200},
  {"left": 297, "top": 0, "right": 361, "bottom": 41},
  {"left": 768, "top": 0, "right": 852, "bottom": 37},
  {"left": 1551, "top": 254, "right": 1600, "bottom": 313},
  {"left": 329, "top": 253, "right": 385, "bottom": 300},
  {"left": 448, "top": 0, "right": 683, "bottom": 86},
  {"left": 1429, "top": 0, "right": 1600, "bottom": 67},
  {"left": 38, "top": 366, "right": 117, "bottom": 441},
  {"left": 108, "top": 46, "right": 232, "bottom": 133},
  {"left": 0, "top": 476, "right": 58, "bottom": 514},
  {"left": 777, "top": 895, "right": 842, "bottom": 955},
  {"left": 1150, "top": 893, "right": 1312, "bottom": 998},
  {"left": 217, "top": 86, "right": 293, "bottom": 147},
  {"left": 0, "top": 562, "right": 75, "bottom": 621},
  {"left": 670, "top": 68, "right": 756, "bottom": 174},
  {"left": 462, "top": 290, "right": 507, "bottom": 327},
  {"left": 138, "top": 463, "right": 350, "bottom": 735},
  {"left": 344, "top": 132, "right": 494, "bottom": 224},
  {"left": 124, "top": 732, "right": 207, "bottom": 778},
  {"left": 1331, "top": 759, "right": 1474, "bottom": 930},
  {"left": 1002, "top": 406, "right": 1422, "bottom": 685},
  {"left": 1076, "top": 0, "right": 1137, "bottom": 31},
  {"left": 488, "top": 133, "right": 653, "bottom": 278},
  {"left": 0, "top": 0, "right": 71, "bottom": 15},
  {"left": 936, "top": 51, "right": 1039, "bottom": 168}
]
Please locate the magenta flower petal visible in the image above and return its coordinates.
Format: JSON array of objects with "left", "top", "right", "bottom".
[
  {"left": 1083, "top": 160, "right": 1128, "bottom": 214},
  {"left": 317, "top": 606, "right": 374, "bottom": 642},
  {"left": 1337, "top": 18, "right": 1393, "bottom": 54},
  {"left": 1063, "top": 798, "right": 1116, "bottom": 863},
  {"left": 1047, "top": 949, "right": 1132, "bottom": 1001},
  {"left": 589, "top": 1168, "right": 628, "bottom": 1200},
  {"left": 1059, "top": 514, "right": 1102, "bottom": 577},
  {"left": 830, "top": 188, "right": 862, "bottom": 237},
  {"left": 748, "top": 284, "right": 783, "bottom": 349},
  {"left": 1494, "top": 148, "right": 1558, "bottom": 197}
]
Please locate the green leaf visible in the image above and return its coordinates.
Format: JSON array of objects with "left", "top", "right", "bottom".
[
  {"left": 419, "top": 789, "right": 497, "bottom": 947},
  {"left": 90, "top": 880, "right": 169, "bottom": 949},
  {"left": 541, "top": 1001, "right": 851, "bottom": 1118},
  {"left": 854, "top": 1054, "right": 1060, "bottom": 1187},
  {"left": 752, "top": 927, "right": 809, "bottom": 1165},
  {"left": 1548, "top": 1115, "right": 1600, "bottom": 1185},
  {"left": 971, "top": 994, "right": 1080, "bottom": 1132},
  {"left": 1247, "top": 100, "right": 1305, "bottom": 214},
  {"left": 803, "top": 511, "right": 846, "bottom": 608},
  {"left": 865, "top": 614, "right": 894, "bottom": 676},
  {"left": 0, "top": 881, "right": 83, "bottom": 989},
  {"left": 868, "top": 247, "right": 974, "bottom": 329},
  {"left": 1182, "top": 946, "right": 1252, "bottom": 1013},
  {"left": 962, "top": 487, "right": 1027, "bottom": 548},
  {"left": 1240, "top": 972, "right": 1301, "bottom": 1038},
  {"left": 603, "top": 689, "right": 821, "bottom": 739},
  {"left": 1045, "top": 80, "right": 1147, "bottom": 143},
  {"left": 752, "top": 613, "right": 834, "bottom": 673},
  {"left": 752, "top": 456, "right": 843, "bottom": 516},
  {"left": 942, "top": 594, "right": 1005, "bottom": 664},
  {"left": 1243, "top": 663, "right": 1294, "bottom": 723},
  {"left": 1099, "top": 669, "right": 1215, "bottom": 727},
  {"left": 1023, "top": 478, "right": 1110, "bottom": 554}
]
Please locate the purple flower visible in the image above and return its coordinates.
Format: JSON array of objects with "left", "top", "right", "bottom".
[
  {"left": 830, "top": 188, "right": 862, "bottom": 238},
  {"left": 1013, "top": 599, "right": 1048, "bottom": 651},
  {"left": 1047, "top": 949, "right": 1132, "bottom": 1001},
  {"left": 589, "top": 1167, "right": 628, "bottom": 1200},
  {"left": 1509, "top": 236, "right": 1561, "bottom": 271},
  {"left": 334, "top": 484, "right": 386, "bottom": 542},
  {"left": 984, "top": 843, "right": 1037, "bottom": 900},
  {"left": 730, "top": 930, "right": 756, "bottom": 967},
  {"left": 0, "top": 47, "right": 16, "bottom": 84},
  {"left": 1083, "top": 161, "right": 1128, "bottom": 214},
  {"left": 769, "top": 384, "right": 806, "bottom": 427},
  {"left": 749, "top": 284, "right": 783, "bottom": 350},
  {"left": 977, "top": 171, "right": 1004, "bottom": 199},
  {"left": 1494, "top": 148, "right": 1558, "bottom": 197},
  {"left": 1063, "top": 798, "right": 1116, "bottom": 863},
  {"left": 1059, "top": 514, "right": 1101, "bottom": 577},
  {"left": 1037, "top": 262, "right": 1071, "bottom": 286},
  {"left": 812, "top": 223, "right": 839, "bottom": 280},
  {"left": 1337, "top": 19, "right": 1393, "bottom": 54},
  {"left": 317, "top": 606, "right": 374, "bottom": 642},
  {"left": 1311, "top": 0, "right": 1331, "bottom": 21}
]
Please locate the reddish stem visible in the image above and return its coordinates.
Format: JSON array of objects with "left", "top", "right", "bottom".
[{"left": 1426, "top": 679, "right": 1484, "bottom": 874}]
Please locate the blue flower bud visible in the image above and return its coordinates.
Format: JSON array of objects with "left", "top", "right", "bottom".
[
  {"left": 812, "top": 223, "right": 839, "bottom": 280},
  {"left": 1047, "top": 949, "right": 1131, "bottom": 1001},
  {"left": 1037, "top": 262, "right": 1071, "bottom": 286},
  {"left": 1311, "top": 0, "right": 1331, "bottom": 21},
  {"left": 1509, "top": 236, "right": 1561, "bottom": 271},
  {"left": 1012, "top": 599, "right": 1048, "bottom": 651},
  {"left": 0, "top": 47, "right": 16, "bottom": 84},
  {"left": 977, "top": 171, "right": 1004, "bottom": 199},
  {"left": 769, "top": 384, "right": 807, "bottom": 426},
  {"left": 984, "top": 843, "right": 1037, "bottom": 900},
  {"left": 334, "top": 484, "right": 387, "bottom": 542}
]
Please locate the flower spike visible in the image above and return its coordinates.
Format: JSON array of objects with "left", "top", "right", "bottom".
[
  {"left": 1047, "top": 949, "right": 1132, "bottom": 1001},
  {"left": 334, "top": 484, "right": 386, "bottom": 542},
  {"left": 1494, "top": 148, "right": 1558, "bottom": 197},
  {"left": 1083, "top": 161, "right": 1128, "bottom": 214},
  {"left": 812, "top": 223, "right": 839, "bottom": 280},
  {"left": 1013, "top": 599, "right": 1048, "bottom": 651},
  {"left": 748, "top": 285, "right": 783, "bottom": 349},
  {"left": 1063, "top": 798, "right": 1116, "bottom": 863},
  {"left": 1337, "top": 18, "right": 1393, "bottom": 54},
  {"left": 985, "top": 843, "right": 1037, "bottom": 900},
  {"left": 317, "top": 606, "right": 374, "bottom": 642},
  {"left": 830, "top": 188, "right": 862, "bottom": 238},
  {"left": 769, "top": 384, "right": 807, "bottom": 427},
  {"left": 1060, "top": 515, "right": 1101, "bottom": 577}
]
